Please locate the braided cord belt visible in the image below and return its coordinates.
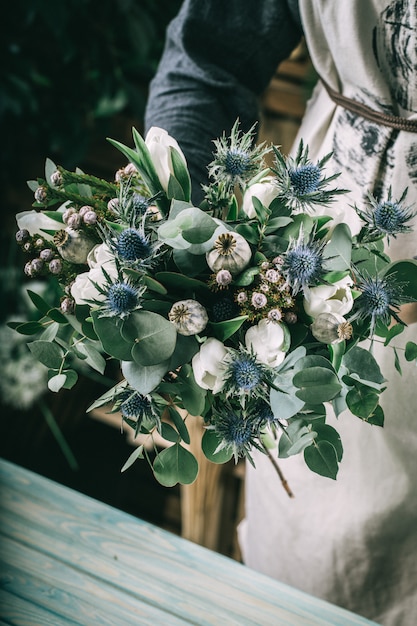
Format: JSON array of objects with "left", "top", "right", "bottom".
[{"left": 321, "top": 78, "right": 417, "bottom": 133}]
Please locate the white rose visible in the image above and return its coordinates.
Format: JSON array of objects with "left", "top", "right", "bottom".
[
  {"left": 303, "top": 275, "right": 354, "bottom": 318},
  {"left": 241, "top": 177, "right": 279, "bottom": 219},
  {"left": 191, "top": 338, "right": 228, "bottom": 394},
  {"left": 245, "top": 319, "right": 289, "bottom": 368},
  {"left": 16, "top": 210, "right": 64, "bottom": 241},
  {"left": 145, "top": 127, "right": 187, "bottom": 192},
  {"left": 71, "top": 244, "right": 118, "bottom": 305}
]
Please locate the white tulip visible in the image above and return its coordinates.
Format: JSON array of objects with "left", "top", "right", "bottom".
[
  {"left": 16, "top": 210, "right": 64, "bottom": 241},
  {"left": 242, "top": 177, "right": 278, "bottom": 219},
  {"left": 145, "top": 127, "right": 187, "bottom": 192},
  {"left": 245, "top": 319, "right": 289, "bottom": 368},
  {"left": 303, "top": 275, "right": 354, "bottom": 319},
  {"left": 191, "top": 337, "right": 228, "bottom": 394},
  {"left": 71, "top": 244, "right": 118, "bottom": 305}
]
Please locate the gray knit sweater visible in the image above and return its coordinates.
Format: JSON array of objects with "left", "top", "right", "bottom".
[{"left": 144, "top": 0, "right": 302, "bottom": 202}]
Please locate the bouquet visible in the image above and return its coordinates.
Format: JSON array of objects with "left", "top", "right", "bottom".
[{"left": 12, "top": 120, "right": 417, "bottom": 489}]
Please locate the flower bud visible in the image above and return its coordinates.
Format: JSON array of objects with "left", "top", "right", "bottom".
[
  {"left": 107, "top": 198, "right": 119, "bottom": 213},
  {"left": 31, "top": 258, "right": 44, "bottom": 274},
  {"left": 49, "top": 258, "right": 63, "bottom": 275},
  {"left": 83, "top": 210, "right": 97, "bottom": 225},
  {"left": 40, "top": 248, "right": 54, "bottom": 261},
  {"left": 16, "top": 229, "right": 30, "bottom": 244},
  {"left": 63, "top": 208, "right": 77, "bottom": 224},
  {"left": 67, "top": 213, "right": 82, "bottom": 229},
  {"left": 34, "top": 186, "right": 48, "bottom": 204},
  {"left": 60, "top": 297, "right": 75, "bottom": 314},
  {"left": 79, "top": 205, "right": 93, "bottom": 218},
  {"left": 51, "top": 171, "right": 63, "bottom": 186}
]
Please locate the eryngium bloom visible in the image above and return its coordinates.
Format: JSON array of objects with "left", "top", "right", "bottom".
[
  {"left": 209, "top": 401, "right": 263, "bottom": 464},
  {"left": 208, "top": 119, "right": 268, "bottom": 188},
  {"left": 271, "top": 139, "right": 346, "bottom": 212},
  {"left": 352, "top": 272, "right": 410, "bottom": 338},
  {"left": 281, "top": 229, "right": 328, "bottom": 295},
  {"left": 356, "top": 188, "right": 416, "bottom": 242}
]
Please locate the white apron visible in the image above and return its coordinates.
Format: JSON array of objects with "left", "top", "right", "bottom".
[{"left": 239, "top": 2, "right": 417, "bottom": 624}]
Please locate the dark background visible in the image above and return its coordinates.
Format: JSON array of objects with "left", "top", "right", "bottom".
[{"left": 1, "top": 0, "right": 183, "bottom": 534}]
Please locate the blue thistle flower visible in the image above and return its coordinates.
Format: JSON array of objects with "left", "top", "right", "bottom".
[
  {"left": 229, "top": 354, "right": 263, "bottom": 392},
  {"left": 107, "top": 282, "right": 139, "bottom": 317},
  {"left": 271, "top": 139, "right": 346, "bottom": 212},
  {"left": 282, "top": 229, "right": 327, "bottom": 294},
  {"left": 224, "top": 149, "right": 252, "bottom": 177},
  {"left": 118, "top": 389, "right": 159, "bottom": 434},
  {"left": 352, "top": 272, "right": 409, "bottom": 338},
  {"left": 288, "top": 163, "right": 321, "bottom": 195},
  {"left": 208, "top": 119, "right": 268, "bottom": 188},
  {"left": 121, "top": 392, "right": 152, "bottom": 419},
  {"left": 117, "top": 228, "right": 152, "bottom": 261},
  {"left": 210, "top": 401, "right": 261, "bottom": 463},
  {"left": 355, "top": 188, "right": 416, "bottom": 242}
]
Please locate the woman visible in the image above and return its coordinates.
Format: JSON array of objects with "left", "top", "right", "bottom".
[{"left": 145, "top": 2, "right": 417, "bottom": 623}]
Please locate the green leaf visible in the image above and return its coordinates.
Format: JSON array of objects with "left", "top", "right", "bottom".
[
  {"left": 76, "top": 342, "right": 106, "bottom": 374},
  {"left": 46, "top": 308, "right": 68, "bottom": 324},
  {"left": 346, "top": 386, "right": 379, "bottom": 418},
  {"left": 11, "top": 321, "right": 44, "bottom": 335},
  {"left": 329, "top": 341, "right": 346, "bottom": 372},
  {"left": 153, "top": 443, "right": 199, "bottom": 486},
  {"left": 342, "top": 346, "right": 385, "bottom": 384},
  {"left": 124, "top": 310, "right": 177, "bottom": 366},
  {"left": 161, "top": 422, "right": 181, "bottom": 443},
  {"left": 278, "top": 421, "right": 310, "bottom": 458},
  {"left": 209, "top": 316, "right": 248, "bottom": 342},
  {"left": 233, "top": 267, "right": 260, "bottom": 287},
  {"left": 47, "top": 374, "right": 67, "bottom": 393},
  {"left": 122, "top": 359, "right": 168, "bottom": 395},
  {"left": 383, "top": 323, "right": 404, "bottom": 345},
  {"left": 167, "top": 407, "right": 191, "bottom": 445},
  {"left": 170, "top": 146, "right": 191, "bottom": 202},
  {"left": 382, "top": 259, "right": 417, "bottom": 300},
  {"left": 323, "top": 223, "right": 352, "bottom": 271},
  {"left": 176, "top": 365, "right": 206, "bottom": 416},
  {"left": 405, "top": 341, "right": 417, "bottom": 362},
  {"left": 393, "top": 347, "right": 402, "bottom": 375},
  {"left": 235, "top": 222, "right": 260, "bottom": 245},
  {"left": 270, "top": 370, "right": 305, "bottom": 420},
  {"left": 312, "top": 423, "right": 343, "bottom": 461},
  {"left": 141, "top": 275, "right": 168, "bottom": 295},
  {"left": 91, "top": 311, "right": 134, "bottom": 361},
  {"left": 304, "top": 440, "right": 339, "bottom": 479},
  {"left": 366, "top": 404, "right": 384, "bottom": 426},
  {"left": 26, "top": 289, "right": 51, "bottom": 315},
  {"left": 28, "top": 340, "right": 64, "bottom": 369},
  {"left": 155, "top": 271, "right": 209, "bottom": 293},
  {"left": 265, "top": 216, "right": 293, "bottom": 232},
  {"left": 47, "top": 369, "right": 78, "bottom": 392},
  {"left": 121, "top": 445, "right": 144, "bottom": 472},
  {"left": 202, "top": 429, "right": 233, "bottom": 464},
  {"left": 293, "top": 367, "right": 342, "bottom": 403}
]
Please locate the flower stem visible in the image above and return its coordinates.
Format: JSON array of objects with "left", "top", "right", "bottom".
[
  {"left": 38, "top": 399, "right": 79, "bottom": 471},
  {"left": 263, "top": 445, "right": 294, "bottom": 498}
]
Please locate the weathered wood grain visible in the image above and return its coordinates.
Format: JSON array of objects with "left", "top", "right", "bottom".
[{"left": 0, "top": 460, "right": 379, "bottom": 625}]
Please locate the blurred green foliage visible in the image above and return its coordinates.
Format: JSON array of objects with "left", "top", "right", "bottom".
[{"left": 1, "top": 0, "right": 182, "bottom": 180}]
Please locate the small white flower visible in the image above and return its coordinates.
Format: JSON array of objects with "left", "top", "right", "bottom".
[
  {"left": 71, "top": 243, "right": 118, "bottom": 304},
  {"left": 191, "top": 338, "right": 228, "bottom": 394},
  {"left": 303, "top": 275, "right": 354, "bottom": 318},
  {"left": 145, "top": 127, "right": 187, "bottom": 192},
  {"left": 241, "top": 177, "right": 278, "bottom": 219},
  {"left": 245, "top": 319, "right": 289, "bottom": 368}
]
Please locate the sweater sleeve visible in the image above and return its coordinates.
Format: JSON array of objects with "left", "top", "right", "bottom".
[{"left": 144, "top": 0, "right": 302, "bottom": 203}]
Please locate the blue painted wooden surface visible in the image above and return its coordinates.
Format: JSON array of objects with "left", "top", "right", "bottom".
[{"left": 0, "top": 459, "right": 379, "bottom": 625}]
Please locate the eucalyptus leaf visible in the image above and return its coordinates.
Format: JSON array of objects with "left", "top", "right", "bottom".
[
  {"left": 323, "top": 223, "right": 352, "bottom": 271},
  {"left": 346, "top": 387, "right": 379, "bottom": 418},
  {"left": 209, "top": 316, "right": 248, "bottom": 342},
  {"left": 121, "top": 445, "right": 144, "bottom": 472},
  {"left": 124, "top": 310, "right": 177, "bottom": 366},
  {"left": 176, "top": 364, "right": 206, "bottom": 416},
  {"left": 304, "top": 440, "right": 339, "bottom": 479},
  {"left": 153, "top": 443, "right": 199, "bottom": 486},
  {"left": 91, "top": 311, "right": 134, "bottom": 361},
  {"left": 28, "top": 340, "right": 64, "bottom": 369},
  {"left": 405, "top": 341, "right": 417, "bottom": 362},
  {"left": 122, "top": 359, "right": 168, "bottom": 395},
  {"left": 76, "top": 342, "right": 107, "bottom": 374},
  {"left": 342, "top": 346, "right": 385, "bottom": 384},
  {"left": 167, "top": 407, "right": 191, "bottom": 445},
  {"left": 202, "top": 429, "right": 233, "bottom": 464},
  {"left": 293, "top": 367, "right": 342, "bottom": 403},
  {"left": 161, "top": 422, "right": 181, "bottom": 443}
]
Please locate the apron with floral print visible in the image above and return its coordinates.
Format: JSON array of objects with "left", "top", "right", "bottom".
[{"left": 239, "top": 2, "right": 417, "bottom": 624}]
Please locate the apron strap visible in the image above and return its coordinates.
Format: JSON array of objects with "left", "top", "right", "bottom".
[{"left": 321, "top": 77, "right": 417, "bottom": 133}]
